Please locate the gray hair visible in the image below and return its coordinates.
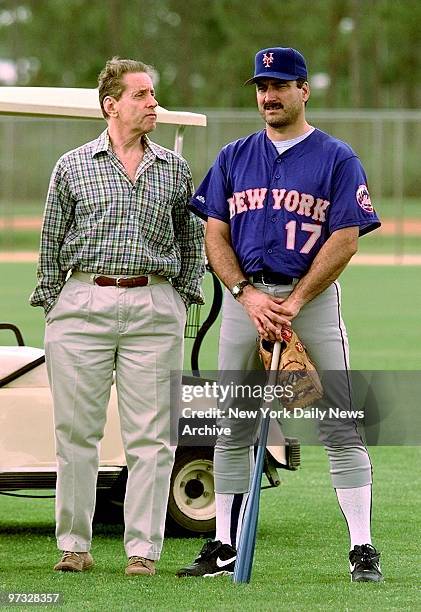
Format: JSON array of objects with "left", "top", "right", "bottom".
[{"left": 98, "top": 56, "right": 154, "bottom": 118}]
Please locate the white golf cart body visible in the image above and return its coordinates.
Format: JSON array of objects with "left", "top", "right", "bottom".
[
  {"left": 0, "top": 88, "right": 298, "bottom": 535},
  {"left": 1, "top": 343, "right": 124, "bottom": 470}
]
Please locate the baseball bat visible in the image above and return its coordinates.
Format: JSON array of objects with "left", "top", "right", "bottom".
[{"left": 233, "top": 339, "right": 282, "bottom": 584}]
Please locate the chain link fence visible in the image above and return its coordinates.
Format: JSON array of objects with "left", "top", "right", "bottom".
[{"left": 1, "top": 110, "right": 421, "bottom": 256}]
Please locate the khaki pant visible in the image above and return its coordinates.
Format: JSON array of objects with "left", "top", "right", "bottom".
[{"left": 44, "top": 275, "right": 186, "bottom": 559}]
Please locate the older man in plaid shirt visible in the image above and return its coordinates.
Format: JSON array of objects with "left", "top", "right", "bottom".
[{"left": 30, "top": 57, "right": 205, "bottom": 576}]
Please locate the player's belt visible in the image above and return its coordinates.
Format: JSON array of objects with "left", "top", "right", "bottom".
[
  {"left": 72, "top": 271, "right": 167, "bottom": 287},
  {"left": 94, "top": 275, "right": 149, "bottom": 287},
  {"left": 250, "top": 271, "right": 294, "bottom": 285}
]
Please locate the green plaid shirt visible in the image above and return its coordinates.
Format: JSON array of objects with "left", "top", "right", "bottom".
[{"left": 30, "top": 129, "right": 205, "bottom": 313}]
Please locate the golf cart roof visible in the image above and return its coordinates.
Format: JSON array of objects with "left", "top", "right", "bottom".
[{"left": 0, "top": 86, "right": 206, "bottom": 126}]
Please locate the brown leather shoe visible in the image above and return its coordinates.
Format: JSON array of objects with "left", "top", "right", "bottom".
[
  {"left": 125, "top": 556, "right": 156, "bottom": 576},
  {"left": 54, "top": 551, "right": 94, "bottom": 572}
]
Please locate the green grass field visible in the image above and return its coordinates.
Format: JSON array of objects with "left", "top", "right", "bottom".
[
  {"left": 1, "top": 262, "right": 420, "bottom": 369},
  {"left": 2, "top": 230, "right": 421, "bottom": 255},
  {"left": 1, "top": 197, "right": 421, "bottom": 255},
  {"left": 1, "top": 446, "right": 420, "bottom": 611},
  {"left": 1, "top": 263, "right": 420, "bottom": 610}
]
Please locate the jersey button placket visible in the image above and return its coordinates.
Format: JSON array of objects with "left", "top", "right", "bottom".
[
  {"left": 274, "top": 156, "right": 283, "bottom": 180},
  {"left": 265, "top": 160, "right": 284, "bottom": 258}
]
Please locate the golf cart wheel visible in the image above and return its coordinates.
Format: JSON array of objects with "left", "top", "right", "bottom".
[{"left": 166, "top": 446, "right": 215, "bottom": 537}]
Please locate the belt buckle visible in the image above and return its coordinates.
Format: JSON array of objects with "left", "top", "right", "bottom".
[
  {"left": 259, "top": 273, "right": 272, "bottom": 286},
  {"left": 250, "top": 273, "right": 268, "bottom": 286},
  {"left": 116, "top": 276, "right": 125, "bottom": 287}
]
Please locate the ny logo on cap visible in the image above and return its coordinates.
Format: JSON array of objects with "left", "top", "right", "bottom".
[{"left": 262, "top": 52, "right": 274, "bottom": 68}]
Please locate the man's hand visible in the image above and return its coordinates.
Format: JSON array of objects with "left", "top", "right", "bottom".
[
  {"left": 274, "top": 294, "right": 306, "bottom": 321},
  {"left": 237, "top": 285, "right": 292, "bottom": 340},
  {"left": 247, "top": 226, "right": 360, "bottom": 332}
]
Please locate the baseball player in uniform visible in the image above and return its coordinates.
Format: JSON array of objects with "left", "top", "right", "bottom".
[{"left": 177, "top": 47, "right": 383, "bottom": 582}]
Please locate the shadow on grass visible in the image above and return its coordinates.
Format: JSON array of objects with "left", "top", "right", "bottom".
[{"left": 0, "top": 522, "right": 124, "bottom": 537}]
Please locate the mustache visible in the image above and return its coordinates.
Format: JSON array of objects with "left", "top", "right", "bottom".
[{"left": 263, "top": 103, "right": 284, "bottom": 110}]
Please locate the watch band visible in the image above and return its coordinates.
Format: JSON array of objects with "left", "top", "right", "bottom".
[{"left": 231, "top": 279, "right": 250, "bottom": 299}]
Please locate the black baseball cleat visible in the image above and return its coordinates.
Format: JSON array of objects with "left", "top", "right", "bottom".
[
  {"left": 349, "top": 544, "right": 384, "bottom": 582},
  {"left": 176, "top": 540, "right": 237, "bottom": 577}
]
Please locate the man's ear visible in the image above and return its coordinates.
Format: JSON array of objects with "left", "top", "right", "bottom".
[
  {"left": 103, "top": 96, "right": 118, "bottom": 118},
  {"left": 302, "top": 82, "right": 310, "bottom": 103}
]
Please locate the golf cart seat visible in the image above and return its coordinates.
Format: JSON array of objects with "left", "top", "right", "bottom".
[{"left": 0, "top": 346, "right": 46, "bottom": 388}]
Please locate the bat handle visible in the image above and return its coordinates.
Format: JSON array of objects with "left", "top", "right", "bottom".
[
  {"left": 232, "top": 340, "right": 282, "bottom": 584},
  {"left": 269, "top": 340, "right": 282, "bottom": 375}
]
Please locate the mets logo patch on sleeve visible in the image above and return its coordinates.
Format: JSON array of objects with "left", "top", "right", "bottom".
[{"left": 356, "top": 184, "right": 373, "bottom": 213}]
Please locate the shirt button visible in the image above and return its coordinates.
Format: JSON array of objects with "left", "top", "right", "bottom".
[
  {"left": 267, "top": 248, "right": 273, "bottom": 254},
  {"left": 274, "top": 175, "right": 280, "bottom": 179},
  {"left": 127, "top": 239, "right": 132, "bottom": 245},
  {"left": 130, "top": 215, "right": 134, "bottom": 220},
  {"left": 272, "top": 216, "right": 277, "bottom": 222}
]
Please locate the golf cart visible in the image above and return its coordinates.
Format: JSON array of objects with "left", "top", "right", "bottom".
[{"left": 0, "top": 87, "right": 300, "bottom": 535}]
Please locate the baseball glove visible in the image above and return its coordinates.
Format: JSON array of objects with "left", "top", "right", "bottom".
[{"left": 258, "top": 328, "right": 323, "bottom": 409}]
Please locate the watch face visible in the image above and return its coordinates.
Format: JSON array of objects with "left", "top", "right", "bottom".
[{"left": 231, "top": 280, "right": 248, "bottom": 298}]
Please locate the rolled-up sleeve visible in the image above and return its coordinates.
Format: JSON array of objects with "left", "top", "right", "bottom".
[
  {"left": 29, "top": 159, "right": 75, "bottom": 314},
  {"left": 171, "top": 162, "right": 205, "bottom": 308}
]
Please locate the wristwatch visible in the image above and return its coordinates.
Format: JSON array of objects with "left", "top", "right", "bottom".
[{"left": 230, "top": 279, "right": 250, "bottom": 299}]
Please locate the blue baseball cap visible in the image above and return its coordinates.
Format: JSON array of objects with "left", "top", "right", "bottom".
[{"left": 245, "top": 47, "right": 308, "bottom": 84}]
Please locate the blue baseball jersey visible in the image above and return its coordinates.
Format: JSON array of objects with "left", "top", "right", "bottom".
[{"left": 190, "top": 128, "right": 380, "bottom": 278}]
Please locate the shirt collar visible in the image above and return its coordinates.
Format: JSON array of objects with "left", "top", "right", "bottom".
[
  {"left": 143, "top": 135, "right": 171, "bottom": 162},
  {"left": 91, "top": 129, "right": 110, "bottom": 157},
  {"left": 92, "top": 129, "right": 170, "bottom": 162}
]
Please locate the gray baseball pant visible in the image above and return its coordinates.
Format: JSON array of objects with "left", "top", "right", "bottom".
[{"left": 214, "top": 281, "right": 372, "bottom": 493}]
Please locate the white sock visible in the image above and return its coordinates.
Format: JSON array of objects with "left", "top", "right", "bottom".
[
  {"left": 215, "top": 492, "right": 248, "bottom": 548},
  {"left": 336, "top": 484, "right": 372, "bottom": 552}
]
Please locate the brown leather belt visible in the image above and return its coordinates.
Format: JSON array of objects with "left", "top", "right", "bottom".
[
  {"left": 71, "top": 271, "right": 167, "bottom": 287},
  {"left": 94, "top": 275, "right": 149, "bottom": 288}
]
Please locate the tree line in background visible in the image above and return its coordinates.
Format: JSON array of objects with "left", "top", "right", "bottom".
[{"left": 0, "top": 0, "right": 420, "bottom": 109}]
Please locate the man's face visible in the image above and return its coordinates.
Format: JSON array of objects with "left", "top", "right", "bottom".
[
  {"left": 111, "top": 72, "right": 158, "bottom": 134},
  {"left": 256, "top": 78, "right": 309, "bottom": 129}
]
